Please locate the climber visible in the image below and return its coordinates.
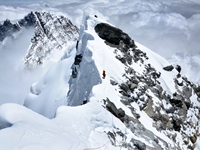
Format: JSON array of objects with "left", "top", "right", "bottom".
[
  {"left": 102, "top": 70, "right": 106, "bottom": 79},
  {"left": 94, "top": 15, "right": 98, "bottom": 18}
]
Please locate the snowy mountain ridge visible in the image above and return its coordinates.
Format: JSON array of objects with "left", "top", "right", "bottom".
[
  {"left": 24, "top": 11, "right": 79, "bottom": 69},
  {"left": 0, "top": 15, "right": 200, "bottom": 150},
  {"left": 0, "top": 12, "right": 36, "bottom": 42}
]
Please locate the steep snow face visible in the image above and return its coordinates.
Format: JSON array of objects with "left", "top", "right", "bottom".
[{"left": 24, "top": 12, "right": 79, "bottom": 69}]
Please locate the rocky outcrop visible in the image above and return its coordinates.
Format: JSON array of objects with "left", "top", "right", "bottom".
[
  {"left": 95, "top": 22, "right": 200, "bottom": 149},
  {"left": 18, "top": 12, "right": 36, "bottom": 28},
  {"left": 104, "top": 98, "right": 125, "bottom": 120},
  {"left": 103, "top": 97, "right": 176, "bottom": 149},
  {"left": 95, "top": 23, "right": 136, "bottom": 53}
]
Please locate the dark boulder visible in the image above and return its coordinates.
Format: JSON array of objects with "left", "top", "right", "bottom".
[
  {"left": 163, "top": 65, "right": 174, "bottom": 71},
  {"left": 172, "top": 118, "right": 182, "bottom": 131},
  {"left": 117, "top": 108, "right": 125, "bottom": 118},
  {"left": 106, "top": 99, "right": 125, "bottom": 119},
  {"left": 176, "top": 65, "right": 181, "bottom": 73},
  {"left": 95, "top": 23, "right": 121, "bottom": 45},
  {"left": 94, "top": 23, "right": 136, "bottom": 49},
  {"left": 119, "top": 83, "right": 129, "bottom": 93},
  {"left": 131, "top": 138, "right": 146, "bottom": 150},
  {"left": 169, "top": 99, "right": 182, "bottom": 108}
]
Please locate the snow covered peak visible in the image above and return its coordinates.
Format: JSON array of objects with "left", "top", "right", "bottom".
[
  {"left": 24, "top": 11, "right": 79, "bottom": 69},
  {"left": 1, "top": 15, "right": 200, "bottom": 150},
  {"left": 0, "top": 12, "right": 36, "bottom": 42}
]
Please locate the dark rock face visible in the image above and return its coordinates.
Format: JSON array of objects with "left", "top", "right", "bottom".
[
  {"left": 18, "top": 12, "right": 36, "bottom": 28},
  {"left": 95, "top": 23, "right": 121, "bottom": 45},
  {"left": 163, "top": 65, "right": 174, "bottom": 71},
  {"left": 71, "top": 54, "right": 82, "bottom": 78},
  {"left": 131, "top": 139, "right": 146, "bottom": 150},
  {"left": 0, "top": 19, "right": 20, "bottom": 41},
  {"left": 74, "top": 54, "right": 82, "bottom": 65},
  {"left": 176, "top": 65, "right": 181, "bottom": 73},
  {"left": 94, "top": 23, "right": 136, "bottom": 51},
  {"left": 105, "top": 98, "right": 125, "bottom": 119}
]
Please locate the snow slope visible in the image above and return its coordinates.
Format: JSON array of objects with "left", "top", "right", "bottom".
[
  {"left": 0, "top": 102, "right": 124, "bottom": 150},
  {"left": 0, "top": 15, "right": 199, "bottom": 149}
]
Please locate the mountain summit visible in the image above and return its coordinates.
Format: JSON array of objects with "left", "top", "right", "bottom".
[
  {"left": 24, "top": 12, "right": 79, "bottom": 69},
  {"left": 0, "top": 15, "right": 200, "bottom": 150}
]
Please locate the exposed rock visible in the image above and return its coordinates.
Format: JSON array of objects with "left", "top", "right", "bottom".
[
  {"left": 72, "top": 65, "right": 78, "bottom": 78},
  {"left": 175, "top": 78, "right": 183, "bottom": 86},
  {"left": 130, "top": 83, "right": 137, "bottom": 90},
  {"left": 169, "top": 99, "right": 182, "bottom": 108},
  {"left": 116, "top": 56, "right": 126, "bottom": 64},
  {"left": 74, "top": 54, "right": 82, "bottom": 65},
  {"left": 18, "top": 11, "right": 36, "bottom": 28},
  {"left": 163, "top": 65, "right": 174, "bottom": 71},
  {"left": 110, "top": 79, "right": 118, "bottom": 85},
  {"left": 105, "top": 98, "right": 125, "bottom": 119},
  {"left": 107, "top": 131, "right": 116, "bottom": 145},
  {"left": 94, "top": 23, "right": 136, "bottom": 51},
  {"left": 126, "top": 67, "right": 135, "bottom": 74},
  {"left": 172, "top": 117, "right": 182, "bottom": 131},
  {"left": 176, "top": 65, "right": 181, "bottom": 73},
  {"left": 177, "top": 73, "right": 181, "bottom": 78},
  {"left": 149, "top": 85, "right": 163, "bottom": 99},
  {"left": 190, "top": 134, "right": 197, "bottom": 144},
  {"left": 144, "top": 99, "right": 156, "bottom": 118},
  {"left": 182, "top": 86, "right": 192, "bottom": 99},
  {"left": 119, "top": 83, "right": 130, "bottom": 93},
  {"left": 131, "top": 138, "right": 146, "bottom": 150}
]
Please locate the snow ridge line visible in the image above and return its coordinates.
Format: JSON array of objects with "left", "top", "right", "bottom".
[{"left": 66, "top": 22, "right": 101, "bottom": 106}]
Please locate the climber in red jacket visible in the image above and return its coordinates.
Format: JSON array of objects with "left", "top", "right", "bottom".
[{"left": 102, "top": 70, "right": 106, "bottom": 79}]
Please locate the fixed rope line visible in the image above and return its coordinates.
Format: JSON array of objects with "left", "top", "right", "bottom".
[{"left": 83, "top": 141, "right": 110, "bottom": 150}]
